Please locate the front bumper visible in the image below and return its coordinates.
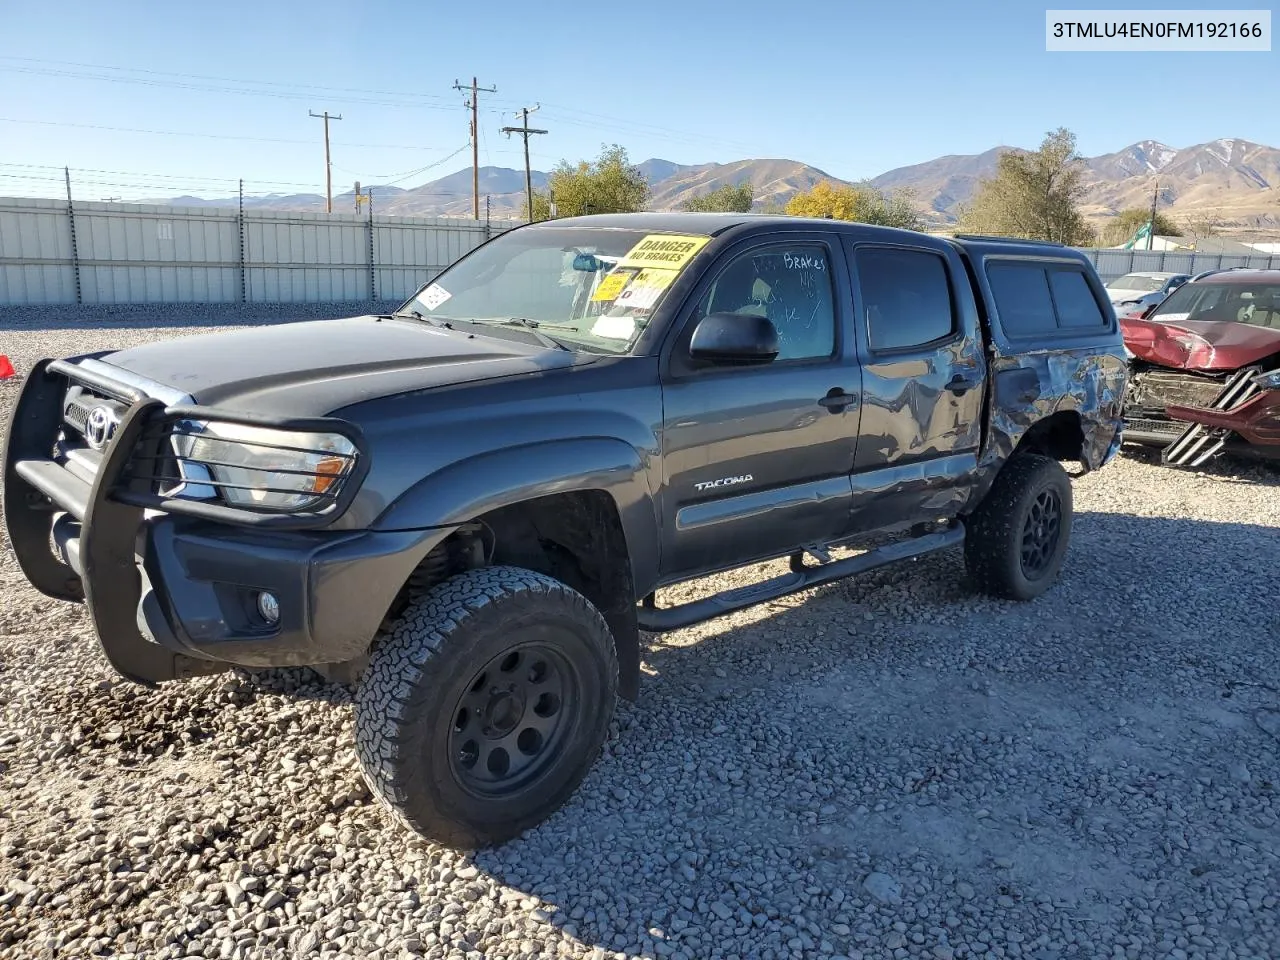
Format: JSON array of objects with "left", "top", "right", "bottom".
[
  {"left": 1164, "top": 388, "right": 1280, "bottom": 449},
  {"left": 1121, "top": 365, "right": 1274, "bottom": 464},
  {"left": 3, "top": 359, "right": 445, "bottom": 683}
]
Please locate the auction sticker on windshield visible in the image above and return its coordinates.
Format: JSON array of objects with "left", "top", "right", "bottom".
[
  {"left": 590, "top": 270, "right": 635, "bottom": 302},
  {"left": 614, "top": 268, "right": 678, "bottom": 310},
  {"left": 417, "top": 283, "right": 452, "bottom": 309},
  {"left": 617, "top": 234, "right": 710, "bottom": 269}
]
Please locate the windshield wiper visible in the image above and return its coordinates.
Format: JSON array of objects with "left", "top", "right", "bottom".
[{"left": 468, "top": 317, "right": 574, "bottom": 351}]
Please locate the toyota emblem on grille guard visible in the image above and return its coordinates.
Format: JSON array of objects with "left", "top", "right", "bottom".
[{"left": 84, "top": 406, "right": 117, "bottom": 449}]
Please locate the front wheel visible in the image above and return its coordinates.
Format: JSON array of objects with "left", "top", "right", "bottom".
[
  {"left": 354, "top": 566, "right": 618, "bottom": 849},
  {"left": 964, "top": 454, "right": 1073, "bottom": 601}
]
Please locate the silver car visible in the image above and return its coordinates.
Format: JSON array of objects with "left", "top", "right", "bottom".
[{"left": 1104, "top": 271, "right": 1190, "bottom": 313}]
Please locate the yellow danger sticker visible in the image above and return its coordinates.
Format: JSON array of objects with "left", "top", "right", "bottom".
[
  {"left": 615, "top": 268, "right": 678, "bottom": 309},
  {"left": 590, "top": 270, "right": 634, "bottom": 302},
  {"left": 617, "top": 234, "right": 710, "bottom": 269}
]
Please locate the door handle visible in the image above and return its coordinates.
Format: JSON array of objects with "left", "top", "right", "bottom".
[
  {"left": 818, "top": 389, "right": 858, "bottom": 411},
  {"left": 945, "top": 374, "right": 981, "bottom": 396}
]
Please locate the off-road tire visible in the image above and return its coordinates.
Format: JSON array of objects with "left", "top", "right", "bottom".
[
  {"left": 964, "top": 453, "right": 1073, "bottom": 601},
  {"left": 354, "top": 565, "right": 618, "bottom": 849}
]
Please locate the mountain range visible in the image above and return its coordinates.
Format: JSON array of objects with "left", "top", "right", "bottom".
[{"left": 153, "top": 138, "right": 1280, "bottom": 230}]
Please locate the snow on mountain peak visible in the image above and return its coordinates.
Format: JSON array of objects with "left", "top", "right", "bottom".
[
  {"left": 1128, "top": 140, "right": 1177, "bottom": 172},
  {"left": 1205, "top": 138, "right": 1237, "bottom": 165}
]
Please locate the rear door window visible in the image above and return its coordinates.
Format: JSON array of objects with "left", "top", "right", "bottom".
[{"left": 856, "top": 247, "right": 955, "bottom": 351}]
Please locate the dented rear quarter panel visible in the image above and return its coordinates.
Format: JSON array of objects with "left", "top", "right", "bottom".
[
  {"left": 950, "top": 239, "right": 1129, "bottom": 504},
  {"left": 984, "top": 349, "right": 1128, "bottom": 472}
]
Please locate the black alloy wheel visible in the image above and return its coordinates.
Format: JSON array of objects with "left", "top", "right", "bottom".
[
  {"left": 1019, "top": 488, "right": 1063, "bottom": 579},
  {"left": 449, "top": 640, "right": 577, "bottom": 797}
]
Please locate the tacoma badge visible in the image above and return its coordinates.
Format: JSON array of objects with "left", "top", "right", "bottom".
[{"left": 694, "top": 474, "right": 753, "bottom": 492}]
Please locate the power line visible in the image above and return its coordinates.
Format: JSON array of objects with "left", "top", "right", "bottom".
[
  {"left": 501, "top": 105, "right": 548, "bottom": 222},
  {"left": 330, "top": 143, "right": 472, "bottom": 186},
  {"left": 378, "top": 145, "right": 472, "bottom": 185},
  {"left": 0, "top": 64, "right": 470, "bottom": 111},
  {"left": 1, "top": 64, "right": 775, "bottom": 158},
  {"left": 453, "top": 77, "right": 497, "bottom": 220},
  {"left": 0, "top": 56, "right": 781, "bottom": 157},
  {"left": 0, "top": 161, "right": 323, "bottom": 188},
  {"left": 0, "top": 55, "right": 470, "bottom": 104},
  {"left": 0, "top": 117, "right": 457, "bottom": 151}
]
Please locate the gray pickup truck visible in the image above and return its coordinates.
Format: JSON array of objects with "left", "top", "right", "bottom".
[{"left": 4, "top": 213, "right": 1127, "bottom": 847}]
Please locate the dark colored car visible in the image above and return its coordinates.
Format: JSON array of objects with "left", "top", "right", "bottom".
[
  {"left": 3, "top": 214, "right": 1127, "bottom": 847},
  {"left": 1121, "top": 269, "right": 1280, "bottom": 466}
]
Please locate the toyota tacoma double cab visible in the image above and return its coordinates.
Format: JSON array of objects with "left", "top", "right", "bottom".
[{"left": 3, "top": 213, "right": 1128, "bottom": 848}]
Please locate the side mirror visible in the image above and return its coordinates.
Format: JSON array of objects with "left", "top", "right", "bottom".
[
  {"left": 1141, "top": 304, "right": 1158, "bottom": 319},
  {"left": 689, "top": 312, "right": 779, "bottom": 364}
]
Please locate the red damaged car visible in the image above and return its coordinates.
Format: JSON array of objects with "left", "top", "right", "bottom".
[{"left": 1121, "top": 269, "right": 1280, "bottom": 467}]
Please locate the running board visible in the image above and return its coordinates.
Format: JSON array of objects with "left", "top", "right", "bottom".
[
  {"left": 1163, "top": 369, "right": 1261, "bottom": 468},
  {"left": 636, "top": 523, "right": 965, "bottom": 633}
]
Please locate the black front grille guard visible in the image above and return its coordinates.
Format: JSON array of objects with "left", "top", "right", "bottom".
[
  {"left": 3, "top": 359, "right": 370, "bottom": 684},
  {"left": 117, "top": 405, "right": 369, "bottom": 529}
]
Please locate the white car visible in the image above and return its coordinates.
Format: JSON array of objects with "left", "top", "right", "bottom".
[{"left": 1104, "top": 271, "right": 1190, "bottom": 314}]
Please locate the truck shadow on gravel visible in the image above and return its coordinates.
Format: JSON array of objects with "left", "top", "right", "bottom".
[{"left": 463, "top": 509, "right": 1280, "bottom": 957}]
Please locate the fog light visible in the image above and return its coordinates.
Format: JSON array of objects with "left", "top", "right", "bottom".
[{"left": 256, "top": 591, "right": 280, "bottom": 625}]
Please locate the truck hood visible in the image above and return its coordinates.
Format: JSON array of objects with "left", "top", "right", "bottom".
[
  {"left": 1119, "top": 316, "right": 1280, "bottom": 371},
  {"left": 98, "top": 315, "right": 595, "bottom": 416}
]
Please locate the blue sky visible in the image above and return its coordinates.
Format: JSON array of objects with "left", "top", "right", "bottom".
[{"left": 2, "top": 0, "right": 1276, "bottom": 201}]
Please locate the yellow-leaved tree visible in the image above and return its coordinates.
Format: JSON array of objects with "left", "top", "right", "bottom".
[{"left": 784, "top": 181, "right": 921, "bottom": 229}]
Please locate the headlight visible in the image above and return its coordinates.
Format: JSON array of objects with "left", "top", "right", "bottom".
[
  {"left": 171, "top": 420, "right": 357, "bottom": 512},
  {"left": 1254, "top": 370, "right": 1280, "bottom": 391}
]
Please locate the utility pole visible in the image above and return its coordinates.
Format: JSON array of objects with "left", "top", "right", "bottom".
[
  {"left": 309, "top": 110, "right": 343, "bottom": 214},
  {"left": 501, "top": 104, "right": 547, "bottom": 222},
  {"left": 453, "top": 77, "right": 497, "bottom": 220},
  {"left": 1147, "top": 179, "right": 1159, "bottom": 252}
]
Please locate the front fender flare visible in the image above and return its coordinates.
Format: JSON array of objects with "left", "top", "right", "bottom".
[{"left": 372, "top": 437, "right": 661, "bottom": 596}]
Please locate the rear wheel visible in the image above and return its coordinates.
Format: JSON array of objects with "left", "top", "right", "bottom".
[
  {"left": 354, "top": 566, "right": 618, "bottom": 849},
  {"left": 964, "top": 454, "right": 1073, "bottom": 601}
]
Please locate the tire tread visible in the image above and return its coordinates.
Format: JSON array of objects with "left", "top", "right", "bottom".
[
  {"left": 964, "top": 454, "right": 1073, "bottom": 601},
  {"left": 353, "top": 565, "right": 617, "bottom": 848}
]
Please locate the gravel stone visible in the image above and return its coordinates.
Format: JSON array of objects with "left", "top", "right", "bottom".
[
  {"left": 863, "top": 872, "right": 902, "bottom": 905},
  {"left": 1, "top": 304, "right": 1278, "bottom": 959}
]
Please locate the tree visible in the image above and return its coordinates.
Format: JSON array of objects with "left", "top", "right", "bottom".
[
  {"left": 1099, "top": 208, "right": 1183, "bottom": 247},
  {"left": 530, "top": 144, "right": 648, "bottom": 221},
  {"left": 682, "top": 182, "right": 754, "bottom": 213},
  {"left": 784, "top": 181, "right": 921, "bottom": 230},
  {"left": 957, "top": 128, "right": 1094, "bottom": 245},
  {"left": 1182, "top": 213, "right": 1221, "bottom": 245}
]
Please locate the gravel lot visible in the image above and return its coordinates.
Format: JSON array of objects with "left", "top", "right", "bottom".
[{"left": 2, "top": 306, "right": 1279, "bottom": 960}]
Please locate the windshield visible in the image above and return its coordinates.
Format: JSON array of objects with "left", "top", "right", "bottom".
[
  {"left": 399, "top": 227, "right": 711, "bottom": 354},
  {"left": 1107, "top": 274, "right": 1164, "bottom": 293},
  {"left": 1151, "top": 281, "right": 1280, "bottom": 329}
]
